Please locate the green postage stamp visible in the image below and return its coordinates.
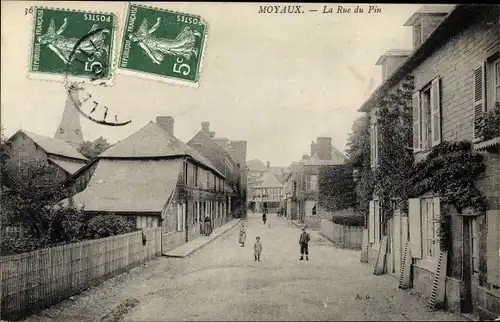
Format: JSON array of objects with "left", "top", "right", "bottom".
[
  {"left": 29, "top": 7, "right": 117, "bottom": 84},
  {"left": 119, "top": 4, "right": 207, "bottom": 87}
]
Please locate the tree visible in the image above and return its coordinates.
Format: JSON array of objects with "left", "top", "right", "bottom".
[
  {"left": 345, "top": 114, "right": 371, "bottom": 169},
  {"left": 1, "top": 158, "right": 137, "bottom": 255},
  {"left": 318, "top": 165, "right": 357, "bottom": 211},
  {"left": 345, "top": 114, "right": 374, "bottom": 222},
  {"left": 78, "top": 136, "right": 112, "bottom": 160},
  {"left": 1, "top": 125, "right": 11, "bottom": 186}
]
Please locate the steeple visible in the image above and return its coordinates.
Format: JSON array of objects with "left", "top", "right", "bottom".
[{"left": 54, "top": 92, "right": 84, "bottom": 147}]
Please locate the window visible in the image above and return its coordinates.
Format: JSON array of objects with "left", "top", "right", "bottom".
[
  {"left": 473, "top": 56, "right": 500, "bottom": 141},
  {"left": 409, "top": 197, "right": 441, "bottom": 260},
  {"left": 194, "top": 166, "right": 199, "bottom": 187},
  {"left": 183, "top": 162, "right": 188, "bottom": 185},
  {"left": 306, "top": 175, "right": 311, "bottom": 190},
  {"left": 421, "top": 86, "right": 432, "bottom": 150},
  {"left": 413, "top": 77, "right": 441, "bottom": 152},
  {"left": 421, "top": 198, "right": 440, "bottom": 259},
  {"left": 310, "top": 175, "right": 318, "bottom": 191},
  {"left": 206, "top": 170, "right": 210, "bottom": 188},
  {"left": 470, "top": 218, "right": 479, "bottom": 275},
  {"left": 370, "top": 122, "right": 379, "bottom": 167}
]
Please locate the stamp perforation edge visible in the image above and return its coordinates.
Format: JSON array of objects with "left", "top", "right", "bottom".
[
  {"left": 27, "top": 6, "right": 120, "bottom": 87},
  {"left": 115, "top": 2, "right": 210, "bottom": 89}
]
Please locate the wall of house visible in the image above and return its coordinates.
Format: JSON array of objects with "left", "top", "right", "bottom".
[
  {"left": 411, "top": 10, "right": 499, "bottom": 318},
  {"left": 5, "top": 133, "right": 68, "bottom": 185}
]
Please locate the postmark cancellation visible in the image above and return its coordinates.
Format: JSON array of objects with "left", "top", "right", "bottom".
[
  {"left": 29, "top": 7, "right": 118, "bottom": 85},
  {"left": 118, "top": 4, "right": 208, "bottom": 88}
]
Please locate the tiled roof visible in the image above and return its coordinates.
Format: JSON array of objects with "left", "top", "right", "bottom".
[
  {"left": 99, "top": 122, "right": 223, "bottom": 177},
  {"left": 305, "top": 146, "right": 347, "bottom": 166},
  {"left": 247, "top": 159, "right": 269, "bottom": 172},
  {"left": 48, "top": 158, "right": 86, "bottom": 175},
  {"left": 187, "top": 130, "right": 237, "bottom": 174},
  {"left": 11, "top": 130, "right": 87, "bottom": 161},
  {"left": 255, "top": 171, "right": 283, "bottom": 188},
  {"left": 67, "top": 159, "right": 181, "bottom": 213}
]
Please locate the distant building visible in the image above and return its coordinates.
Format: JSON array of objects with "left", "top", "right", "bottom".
[
  {"left": 252, "top": 171, "right": 284, "bottom": 213},
  {"left": 54, "top": 94, "right": 84, "bottom": 148},
  {"left": 4, "top": 130, "right": 87, "bottom": 185},
  {"left": 64, "top": 116, "right": 232, "bottom": 254},
  {"left": 246, "top": 158, "right": 270, "bottom": 204},
  {"left": 284, "top": 137, "right": 348, "bottom": 226},
  {"left": 188, "top": 121, "right": 247, "bottom": 217},
  {"left": 4, "top": 92, "right": 87, "bottom": 186}
]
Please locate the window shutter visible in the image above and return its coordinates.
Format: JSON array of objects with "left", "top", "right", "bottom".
[
  {"left": 431, "top": 77, "right": 442, "bottom": 146},
  {"left": 473, "top": 62, "right": 486, "bottom": 140},
  {"left": 374, "top": 202, "right": 380, "bottom": 243},
  {"left": 369, "top": 200, "right": 375, "bottom": 243},
  {"left": 408, "top": 198, "right": 422, "bottom": 259},
  {"left": 433, "top": 197, "right": 441, "bottom": 255},
  {"left": 370, "top": 124, "right": 375, "bottom": 168},
  {"left": 412, "top": 92, "right": 421, "bottom": 152}
]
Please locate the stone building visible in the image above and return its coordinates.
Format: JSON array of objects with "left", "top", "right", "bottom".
[
  {"left": 188, "top": 121, "right": 247, "bottom": 217},
  {"left": 360, "top": 4, "right": 499, "bottom": 319}
]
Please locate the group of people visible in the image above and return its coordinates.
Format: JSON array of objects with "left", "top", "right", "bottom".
[{"left": 237, "top": 213, "right": 311, "bottom": 262}]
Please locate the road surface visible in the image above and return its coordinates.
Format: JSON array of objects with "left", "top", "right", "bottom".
[{"left": 27, "top": 213, "right": 464, "bottom": 321}]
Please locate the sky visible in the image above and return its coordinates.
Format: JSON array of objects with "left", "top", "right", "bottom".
[{"left": 1, "top": 2, "right": 421, "bottom": 167}]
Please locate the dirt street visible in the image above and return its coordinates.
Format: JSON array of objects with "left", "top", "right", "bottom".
[{"left": 26, "top": 213, "right": 465, "bottom": 321}]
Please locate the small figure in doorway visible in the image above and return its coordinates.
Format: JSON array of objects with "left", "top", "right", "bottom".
[
  {"left": 262, "top": 212, "right": 267, "bottom": 225},
  {"left": 254, "top": 237, "right": 262, "bottom": 261}
]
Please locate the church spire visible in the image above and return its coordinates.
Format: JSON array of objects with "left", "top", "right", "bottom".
[{"left": 54, "top": 92, "right": 84, "bottom": 147}]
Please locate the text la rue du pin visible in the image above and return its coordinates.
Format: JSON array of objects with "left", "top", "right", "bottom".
[{"left": 324, "top": 5, "right": 382, "bottom": 14}]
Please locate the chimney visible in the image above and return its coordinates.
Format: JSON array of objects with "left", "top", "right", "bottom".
[
  {"left": 157, "top": 116, "right": 174, "bottom": 136},
  {"left": 310, "top": 141, "right": 318, "bottom": 157},
  {"left": 403, "top": 5, "right": 452, "bottom": 50},
  {"left": 375, "top": 50, "right": 411, "bottom": 81},
  {"left": 317, "top": 137, "right": 332, "bottom": 160},
  {"left": 267, "top": 161, "right": 270, "bottom": 169},
  {"left": 201, "top": 122, "right": 210, "bottom": 133}
]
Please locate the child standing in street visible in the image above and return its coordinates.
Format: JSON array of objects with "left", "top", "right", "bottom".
[
  {"left": 254, "top": 237, "right": 263, "bottom": 261},
  {"left": 299, "top": 227, "right": 310, "bottom": 261}
]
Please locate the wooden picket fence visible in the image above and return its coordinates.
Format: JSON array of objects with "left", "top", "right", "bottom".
[
  {"left": 320, "top": 219, "right": 363, "bottom": 250},
  {"left": 0, "top": 227, "right": 162, "bottom": 320}
]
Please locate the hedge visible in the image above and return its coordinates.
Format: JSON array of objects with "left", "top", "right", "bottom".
[{"left": 331, "top": 214, "right": 364, "bottom": 227}]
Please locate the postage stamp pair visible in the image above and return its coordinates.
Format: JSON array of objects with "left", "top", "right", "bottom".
[{"left": 29, "top": 4, "right": 207, "bottom": 87}]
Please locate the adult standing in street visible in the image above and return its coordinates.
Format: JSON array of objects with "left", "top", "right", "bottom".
[
  {"left": 299, "top": 227, "right": 310, "bottom": 261},
  {"left": 238, "top": 222, "right": 247, "bottom": 247},
  {"left": 204, "top": 215, "right": 212, "bottom": 236},
  {"left": 262, "top": 212, "right": 267, "bottom": 225}
]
